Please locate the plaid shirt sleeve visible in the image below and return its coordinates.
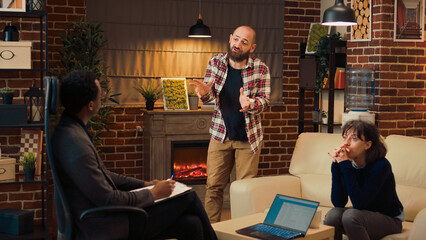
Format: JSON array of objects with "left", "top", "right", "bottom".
[
  {"left": 201, "top": 54, "right": 228, "bottom": 143},
  {"left": 242, "top": 56, "right": 271, "bottom": 153}
]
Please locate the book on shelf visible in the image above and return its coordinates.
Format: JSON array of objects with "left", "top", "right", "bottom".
[{"left": 322, "top": 68, "right": 345, "bottom": 89}]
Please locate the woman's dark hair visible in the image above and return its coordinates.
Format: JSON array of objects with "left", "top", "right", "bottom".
[
  {"left": 60, "top": 70, "right": 98, "bottom": 115},
  {"left": 342, "top": 120, "right": 387, "bottom": 165}
]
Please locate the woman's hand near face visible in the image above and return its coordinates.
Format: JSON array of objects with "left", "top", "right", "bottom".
[{"left": 328, "top": 143, "right": 350, "bottom": 163}]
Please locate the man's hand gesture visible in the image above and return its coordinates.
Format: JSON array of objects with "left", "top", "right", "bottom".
[
  {"left": 189, "top": 79, "right": 214, "bottom": 98},
  {"left": 239, "top": 88, "right": 250, "bottom": 112}
]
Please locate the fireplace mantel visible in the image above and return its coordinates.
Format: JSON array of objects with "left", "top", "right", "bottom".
[{"left": 142, "top": 110, "right": 213, "bottom": 180}]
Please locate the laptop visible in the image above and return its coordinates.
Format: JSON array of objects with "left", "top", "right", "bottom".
[{"left": 236, "top": 194, "right": 319, "bottom": 240}]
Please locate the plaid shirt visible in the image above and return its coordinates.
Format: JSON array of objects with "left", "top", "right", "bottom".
[{"left": 200, "top": 53, "right": 270, "bottom": 153}]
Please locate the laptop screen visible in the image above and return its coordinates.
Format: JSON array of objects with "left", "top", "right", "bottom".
[{"left": 264, "top": 194, "right": 319, "bottom": 234}]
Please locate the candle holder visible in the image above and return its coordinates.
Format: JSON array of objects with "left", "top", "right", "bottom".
[
  {"left": 26, "top": 0, "right": 46, "bottom": 12},
  {"left": 24, "top": 86, "right": 44, "bottom": 123}
]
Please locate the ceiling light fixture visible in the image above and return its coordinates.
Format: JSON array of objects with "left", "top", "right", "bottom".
[
  {"left": 322, "top": 0, "right": 356, "bottom": 26},
  {"left": 188, "top": 0, "right": 211, "bottom": 38}
]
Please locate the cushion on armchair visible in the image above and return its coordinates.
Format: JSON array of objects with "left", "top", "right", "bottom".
[
  {"left": 289, "top": 132, "right": 342, "bottom": 176},
  {"left": 385, "top": 135, "right": 426, "bottom": 222}
]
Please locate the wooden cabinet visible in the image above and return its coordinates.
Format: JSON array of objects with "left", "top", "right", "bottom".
[{"left": 298, "top": 40, "right": 346, "bottom": 134}]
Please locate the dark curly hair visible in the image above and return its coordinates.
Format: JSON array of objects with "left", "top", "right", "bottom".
[
  {"left": 60, "top": 70, "right": 98, "bottom": 115},
  {"left": 342, "top": 120, "right": 387, "bottom": 165}
]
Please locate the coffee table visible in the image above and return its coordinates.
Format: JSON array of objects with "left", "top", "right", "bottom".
[{"left": 212, "top": 213, "right": 334, "bottom": 240}]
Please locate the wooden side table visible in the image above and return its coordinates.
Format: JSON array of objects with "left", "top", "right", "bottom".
[{"left": 212, "top": 213, "right": 334, "bottom": 240}]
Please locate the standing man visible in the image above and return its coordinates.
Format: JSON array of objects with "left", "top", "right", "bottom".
[
  {"left": 53, "top": 70, "right": 217, "bottom": 239},
  {"left": 191, "top": 26, "right": 271, "bottom": 222}
]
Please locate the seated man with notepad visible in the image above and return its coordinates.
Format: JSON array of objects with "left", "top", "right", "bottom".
[{"left": 52, "top": 70, "right": 217, "bottom": 240}]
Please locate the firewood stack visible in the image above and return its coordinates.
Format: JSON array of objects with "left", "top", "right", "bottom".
[{"left": 352, "top": 0, "right": 370, "bottom": 40}]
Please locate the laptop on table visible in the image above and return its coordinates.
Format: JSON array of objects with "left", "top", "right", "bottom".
[{"left": 236, "top": 194, "right": 319, "bottom": 240}]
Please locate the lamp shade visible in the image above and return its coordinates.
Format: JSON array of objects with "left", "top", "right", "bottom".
[
  {"left": 188, "top": 18, "right": 211, "bottom": 38},
  {"left": 322, "top": 0, "right": 356, "bottom": 26}
]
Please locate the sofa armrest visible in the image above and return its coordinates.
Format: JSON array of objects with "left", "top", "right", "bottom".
[
  {"left": 408, "top": 207, "right": 426, "bottom": 240},
  {"left": 230, "top": 175, "right": 301, "bottom": 219}
]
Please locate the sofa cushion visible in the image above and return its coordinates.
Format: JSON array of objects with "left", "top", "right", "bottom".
[
  {"left": 289, "top": 132, "right": 342, "bottom": 176},
  {"left": 381, "top": 221, "right": 412, "bottom": 240},
  {"left": 396, "top": 184, "right": 426, "bottom": 221},
  {"left": 230, "top": 175, "right": 302, "bottom": 219},
  {"left": 385, "top": 135, "right": 426, "bottom": 189},
  {"left": 299, "top": 174, "right": 334, "bottom": 207}
]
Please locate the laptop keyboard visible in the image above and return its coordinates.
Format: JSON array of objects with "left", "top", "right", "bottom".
[{"left": 250, "top": 224, "right": 300, "bottom": 239}]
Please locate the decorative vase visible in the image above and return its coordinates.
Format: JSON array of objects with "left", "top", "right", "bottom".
[
  {"left": 188, "top": 96, "right": 199, "bottom": 110},
  {"left": 1, "top": 93, "right": 13, "bottom": 104},
  {"left": 24, "top": 169, "right": 35, "bottom": 180},
  {"left": 145, "top": 100, "right": 155, "bottom": 110}
]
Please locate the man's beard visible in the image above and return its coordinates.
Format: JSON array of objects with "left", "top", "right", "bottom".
[{"left": 228, "top": 45, "right": 250, "bottom": 62}]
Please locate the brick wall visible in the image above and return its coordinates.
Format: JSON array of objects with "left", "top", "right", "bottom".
[
  {"left": 258, "top": 0, "right": 322, "bottom": 175},
  {"left": 346, "top": 0, "right": 426, "bottom": 136},
  {"left": 98, "top": 107, "right": 144, "bottom": 179}
]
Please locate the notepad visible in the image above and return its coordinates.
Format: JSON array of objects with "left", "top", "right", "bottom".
[{"left": 131, "top": 181, "right": 192, "bottom": 203}]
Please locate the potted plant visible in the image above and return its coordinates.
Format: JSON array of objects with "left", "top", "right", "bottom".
[
  {"left": 133, "top": 81, "right": 163, "bottom": 110},
  {"left": 321, "top": 110, "right": 328, "bottom": 124},
  {"left": 20, "top": 152, "right": 37, "bottom": 180},
  {"left": 314, "top": 33, "right": 342, "bottom": 92},
  {"left": 187, "top": 90, "right": 199, "bottom": 110},
  {"left": 58, "top": 19, "right": 120, "bottom": 149},
  {"left": 0, "top": 87, "right": 15, "bottom": 104}
]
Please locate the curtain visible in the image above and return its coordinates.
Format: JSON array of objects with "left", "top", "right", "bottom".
[{"left": 87, "top": 0, "right": 284, "bottom": 106}]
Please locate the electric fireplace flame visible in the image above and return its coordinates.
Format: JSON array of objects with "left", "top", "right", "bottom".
[
  {"left": 173, "top": 162, "right": 207, "bottom": 180},
  {"left": 171, "top": 140, "right": 209, "bottom": 183}
]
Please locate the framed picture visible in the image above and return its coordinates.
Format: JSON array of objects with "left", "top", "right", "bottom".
[
  {"left": 19, "top": 129, "right": 43, "bottom": 175},
  {"left": 351, "top": 0, "right": 372, "bottom": 41},
  {"left": 0, "top": 0, "right": 26, "bottom": 12},
  {"left": 305, "top": 23, "right": 331, "bottom": 54},
  {"left": 161, "top": 78, "right": 189, "bottom": 110},
  {"left": 394, "top": 0, "right": 425, "bottom": 42}
]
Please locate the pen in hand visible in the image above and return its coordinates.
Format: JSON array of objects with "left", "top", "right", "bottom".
[{"left": 168, "top": 170, "right": 174, "bottom": 181}]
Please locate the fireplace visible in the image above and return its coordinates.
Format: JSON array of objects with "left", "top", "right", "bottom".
[
  {"left": 142, "top": 110, "right": 212, "bottom": 181},
  {"left": 171, "top": 140, "right": 209, "bottom": 184}
]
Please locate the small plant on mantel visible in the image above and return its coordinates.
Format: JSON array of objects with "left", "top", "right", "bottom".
[
  {"left": 187, "top": 90, "right": 197, "bottom": 98},
  {"left": 133, "top": 80, "right": 163, "bottom": 110},
  {"left": 314, "top": 33, "right": 342, "bottom": 92}
]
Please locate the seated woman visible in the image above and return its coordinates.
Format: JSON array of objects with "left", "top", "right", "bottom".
[{"left": 324, "top": 120, "right": 404, "bottom": 240}]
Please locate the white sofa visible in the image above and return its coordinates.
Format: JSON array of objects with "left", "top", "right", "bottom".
[{"left": 230, "top": 133, "right": 426, "bottom": 240}]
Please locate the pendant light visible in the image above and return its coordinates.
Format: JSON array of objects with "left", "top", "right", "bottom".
[
  {"left": 188, "top": 0, "right": 211, "bottom": 38},
  {"left": 322, "top": 0, "right": 356, "bottom": 26}
]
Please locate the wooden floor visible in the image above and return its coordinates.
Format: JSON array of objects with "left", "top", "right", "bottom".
[
  {"left": 192, "top": 184, "right": 232, "bottom": 222},
  {"left": 220, "top": 207, "right": 231, "bottom": 221}
]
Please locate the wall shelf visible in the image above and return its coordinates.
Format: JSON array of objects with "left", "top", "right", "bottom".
[
  {"left": 298, "top": 40, "right": 347, "bottom": 134},
  {"left": 0, "top": 4, "right": 50, "bottom": 239}
]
